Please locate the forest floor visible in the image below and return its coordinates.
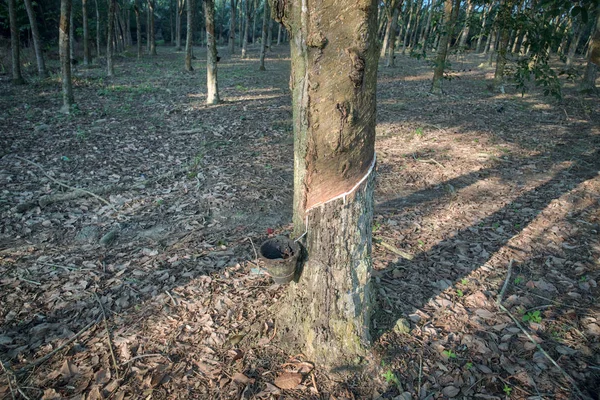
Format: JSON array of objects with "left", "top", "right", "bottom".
[{"left": 0, "top": 44, "right": 599, "bottom": 400}]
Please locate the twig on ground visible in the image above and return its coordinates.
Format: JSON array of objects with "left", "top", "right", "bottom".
[
  {"left": 496, "top": 259, "right": 514, "bottom": 304},
  {"left": 18, "top": 276, "right": 41, "bottom": 286},
  {"left": 414, "top": 156, "right": 445, "bottom": 168},
  {"left": 247, "top": 237, "right": 258, "bottom": 262},
  {"left": 18, "top": 319, "right": 97, "bottom": 374},
  {"left": 374, "top": 237, "right": 414, "bottom": 260},
  {"left": 120, "top": 354, "right": 171, "bottom": 366},
  {"left": 165, "top": 290, "right": 178, "bottom": 306},
  {"left": 0, "top": 360, "right": 16, "bottom": 400},
  {"left": 14, "top": 156, "right": 117, "bottom": 212},
  {"left": 172, "top": 128, "right": 204, "bottom": 135},
  {"left": 496, "top": 262, "right": 586, "bottom": 399},
  {"left": 93, "top": 292, "right": 120, "bottom": 380}
]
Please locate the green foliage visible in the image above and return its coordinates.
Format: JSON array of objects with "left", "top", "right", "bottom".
[
  {"left": 456, "top": 289, "right": 464, "bottom": 297},
  {"left": 503, "top": 384, "right": 512, "bottom": 396},
  {"left": 382, "top": 369, "right": 401, "bottom": 389},
  {"left": 514, "top": 276, "right": 523, "bottom": 285},
  {"left": 442, "top": 349, "right": 457, "bottom": 359},
  {"left": 522, "top": 310, "right": 542, "bottom": 323}
]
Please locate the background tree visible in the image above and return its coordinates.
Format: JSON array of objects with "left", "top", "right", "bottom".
[
  {"left": 23, "top": 0, "right": 47, "bottom": 78},
  {"left": 241, "top": 0, "right": 251, "bottom": 57},
  {"left": 7, "top": 0, "right": 24, "bottom": 84},
  {"left": 229, "top": 0, "right": 239, "bottom": 53},
  {"left": 82, "top": 0, "right": 91, "bottom": 65},
  {"left": 148, "top": 0, "right": 157, "bottom": 54},
  {"left": 431, "top": 0, "right": 460, "bottom": 94},
  {"left": 185, "top": 0, "right": 194, "bottom": 70},
  {"left": 270, "top": 0, "right": 378, "bottom": 368},
  {"left": 204, "top": 0, "right": 220, "bottom": 103},
  {"left": 175, "top": 0, "right": 183, "bottom": 49},
  {"left": 258, "top": 0, "right": 267, "bottom": 70},
  {"left": 94, "top": 0, "right": 101, "bottom": 57},
  {"left": 60, "top": 0, "right": 75, "bottom": 111},
  {"left": 107, "top": 0, "right": 116, "bottom": 76},
  {"left": 135, "top": 0, "right": 142, "bottom": 57},
  {"left": 581, "top": 6, "right": 599, "bottom": 92}
]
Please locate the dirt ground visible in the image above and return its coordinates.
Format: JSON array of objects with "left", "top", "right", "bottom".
[{"left": 0, "top": 44, "right": 599, "bottom": 400}]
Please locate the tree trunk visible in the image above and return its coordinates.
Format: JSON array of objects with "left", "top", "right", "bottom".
[
  {"left": 126, "top": 4, "right": 133, "bottom": 46},
  {"left": 241, "top": 0, "right": 250, "bottom": 57},
  {"left": 148, "top": 0, "right": 157, "bottom": 54},
  {"left": 258, "top": 0, "right": 268, "bottom": 70},
  {"left": 386, "top": 7, "right": 399, "bottom": 67},
  {"left": 23, "top": 0, "right": 47, "bottom": 77},
  {"left": 380, "top": 7, "right": 393, "bottom": 58},
  {"left": 81, "top": 0, "right": 90, "bottom": 64},
  {"left": 269, "top": 0, "right": 378, "bottom": 369},
  {"left": 487, "top": 29, "right": 496, "bottom": 65},
  {"left": 94, "top": 0, "right": 101, "bottom": 57},
  {"left": 229, "top": 0, "right": 237, "bottom": 53},
  {"left": 8, "top": 0, "right": 24, "bottom": 84},
  {"left": 204, "top": 0, "right": 220, "bottom": 104},
  {"left": 107, "top": 0, "right": 116, "bottom": 76},
  {"left": 401, "top": 0, "right": 414, "bottom": 54},
  {"left": 421, "top": 5, "right": 433, "bottom": 49},
  {"left": 430, "top": 0, "right": 459, "bottom": 94},
  {"left": 135, "top": 0, "right": 142, "bottom": 57},
  {"left": 493, "top": 0, "right": 511, "bottom": 93},
  {"left": 409, "top": 0, "right": 422, "bottom": 50},
  {"left": 251, "top": 0, "right": 257, "bottom": 43},
  {"left": 185, "top": 0, "right": 195, "bottom": 70},
  {"left": 458, "top": 0, "right": 473, "bottom": 49},
  {"left": 70, "top": 4, "right": 75, "bottom": 60},
  {"left": 267, "top": 13, "right": 273, "bottom": 50},
  {"left": 60, "top": 0, "right": 74, "bottom": 110},
  {"left": 475, "top": 4, "right": 488, "bottom": 53},
  {"left": 566, "top": 21, "right": 582, "bottom": 66},
  {"left": 581, "top": 9, "right": 600, "bottom": 92},
  {"left": 175, "top": 0, "right": 182, "bottom": 49}
]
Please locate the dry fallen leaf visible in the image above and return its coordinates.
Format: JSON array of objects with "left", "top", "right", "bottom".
[
  {"left": 274, "top": 372, "right": 302, "bottom": 389},
  {"left": 232, "top": 372, "right": 255, "bottom": 385}
]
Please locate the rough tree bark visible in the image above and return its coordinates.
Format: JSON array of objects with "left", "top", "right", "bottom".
[
  {"left": 185, "top": 0, "right": 195, "bottom": 70},
  {"left": 258, "top": 0, "right": 268, "bottom": 70},
  {"left": 107, "top": 0, "right": 116, "bottom": 76},
  {"left": 205, "top": 0, "right": 220, "bottom": 103},
  {"left": 23, "top": 0, "right": 47, "bottom": 77},
  {"left": 430, "top": 0, "right": 459, "bottom": 94},
  {"left": 60, "top": 0, "right": 74, "bottom": 111},
  {"left": 270, "top": 0, "right": 378, "bottom": 369},
  {"left": 8, "top": 0, "right": 24, "bottom": 84}
]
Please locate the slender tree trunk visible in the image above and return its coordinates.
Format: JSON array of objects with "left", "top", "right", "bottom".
[
  {"left": 581, "top": 10, "right": 600, "bottom": 92},
  {"left": 258, "top": 0, "right": 267, "bottom": 70},
  {"left": 270, "top": 0, "right": 378, "bottom": 369},
  {"left": 204, "top": 0, "right": 220, "bottom": 104},
  {"left": 251, "top": 0, "right": 257, "bottom": 43},
  {"left": 8, "top": 0, "right": 24, "bottom": 84},
  {"left": 135, "top": 0, "right": 142, "bottom": 57},
  {"left": 567, "top": 21, "right": 582, "bottom": 66},
  {"left": 493, "top": 0, "right": 511, "bottom": 93},
  {"left": 82, "top": 0, "right": 90, "bottom": 64},
  {"left": 401, "top": 0, "right": 413, "bottom": 54},
  {"left": 276, "top": 21, "right": 281, "bottom": 45},
  {"left": 241, "top": 0, "right": 250, "bottom": 57},
  {"left": 459, "top": 0, "right": 473, "bottom": 49},
  {"left": 126, "top": 4, "right": 133, "bottom": 45},
  {"left": 431, "top": 0, "right": 459, "bottom": 94},
  {"left": 409, "top": 0, "right": 422, "bottom": 50},
  {"left": 175, "top": 0, "right": 182, "bottom": 49},
  {"left": 146, "top": 2, "right": 150, "bottom": 52},
  {"left": 107, "top": 0, "right": 116, "bottom": 76},
  {"left": 380, "top": 7, "right": 393, "bottom": 58},
  {"left": 487, "top": 29, "right": 496, "bottom": 65},
  {"left": 185, "top": 0, "right": 194, "bottom": 70},
  {"left": 475, "top": 4, "right": 488, "bottom": 53},
  {"left": 94, "top": 0, "right": 101, "bottom": 57},
  {"left": 229, "top": 0, "right": 237, "bottom": 53},
  {"left": 148, "top": 0, "right": 157, "bottom": 54},
  {"left": 70, "top": 4, "right": 76, "bottom": 61},
  {"left": 60, "top": 0, "right": 74, "bottom": 110},
  {"left": 24, "top": 0, "right": 47, "bottom": 77},
  {"left": 421, "top": 5, "right": 433, "bottom": 49},
  {"left": 267, "top": 13, "right": 273, "bottom": 50},
  {"left": 386, "top": 7, "right": 399, "bottom": 67}
]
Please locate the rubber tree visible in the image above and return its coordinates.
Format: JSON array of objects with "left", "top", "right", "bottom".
[
  {"left": 476, "top": 4, "right": 490, "bottom": 53},
  {"left": 458, "top": 0, "right": 474, "bottom": 49},
  {"left": 431, "top": 0, "right": 460, "bottom": 94},
  {"left": 380, "top": 0, "right": 401, "bottom": 58},
  {"left": 185, "top": 0, "right": 195, "bottom": 70},
  {"left": 60, "top": 0, "right": 75, "bottom": 111},
  {"left": 241, "top": 0, "right": 251, "bottom": 57},
  {"left": 581, "top": 8, "right": 600, "bottom": 92},
  {"left": 493, "top": 0, "right": 513, "bottom": 93},
  {"left": 385, "top": 6, "right": 400, "bottom": 67},
  {"left": 94, "top": 0, "right": 101, "bottom": 57},
  {"left": 107, "top": 0, "right": 116, "bottom": 76},
  {"left": 270, "top": 0, "right": 378, "bottom": 368},
  {"left": 148, "top": 0, "right": 157, "bottom": 54},
  {"left": 258, "top": 0, "right": 268, "bottom": 70},
  {"left": 204, "top": 0, "right": 220, "bottom": 104},
  {"left": 23, "top": 0, "right": 47, "bottom": 77},
  {"left": 176, "top": 0, "right": 184, "bottom": 50},
  {"left": 7, "top": 0, "right": 24, "bottom": 84}
]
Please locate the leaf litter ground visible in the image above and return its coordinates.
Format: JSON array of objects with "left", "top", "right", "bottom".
[{"left": 0, "top": 45, "right": 599, "bottom": 399}]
